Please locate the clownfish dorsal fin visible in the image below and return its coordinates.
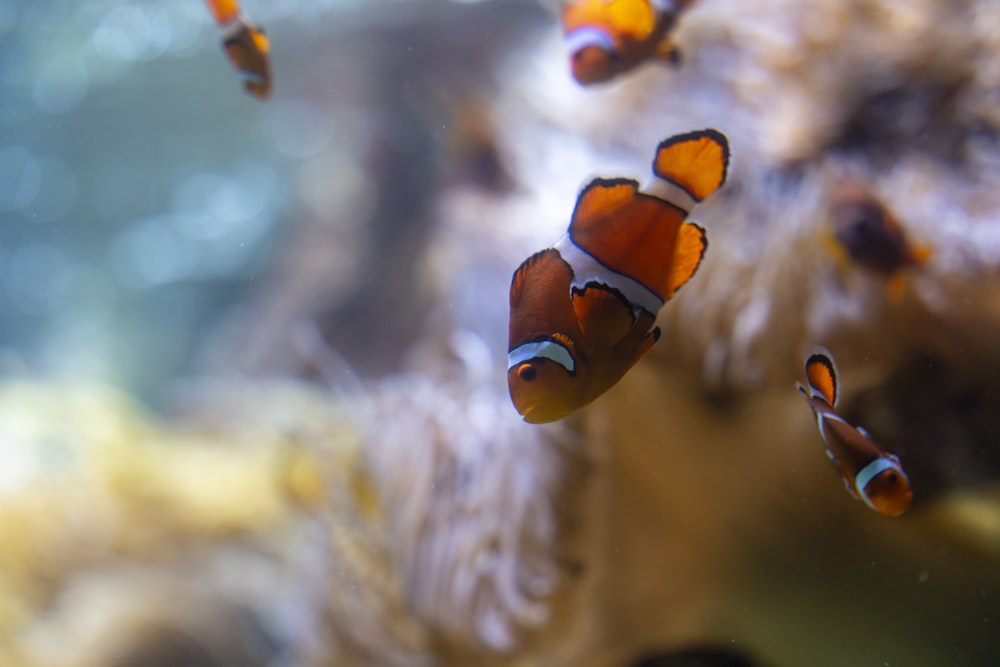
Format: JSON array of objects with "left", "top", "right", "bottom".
[
  {"left": 572, "top": 283, "right": 634, "bottom": 347},
  {"left": 804, "top": 349, "right": 839, "bottom": 407},
  {"left": 652, "top": 129, "right": 730, "bottom": 203},
  {"left": 570, "top": 178, "right": 640, "bottom": 236},
  {"left": 667, "top": 221, "right": 707, "bottom": 297},
  {"left": 510, "top": 249, "right": 556, "bottom": 306}
]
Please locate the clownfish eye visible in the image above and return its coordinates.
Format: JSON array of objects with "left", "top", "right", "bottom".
[{"left": 517, "top": 364, "right": 537, "bottom": 382}]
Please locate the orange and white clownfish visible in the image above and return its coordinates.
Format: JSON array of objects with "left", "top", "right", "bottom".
[
  {"left": 562, "top": 0, "right": 696, "bottom": 85},
  {"left": 507, "top": 129, "right": 729, "bottom": 424},
  {"left": 205, "top": 0, "right": 272, "bottom": 99},
  {"left": 797, "top": 349, "right": 913, "bottom": 517},
  {"left": 828, "top": 180, "right": 931, "bottom": 300}
]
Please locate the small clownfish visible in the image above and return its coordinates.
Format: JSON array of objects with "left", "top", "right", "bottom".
[
  {"left": 562, "top": 0, "right": 695, "bottom": 85},
  {"left": 205, "top": 0, "right": 272, "bottom": 99},
  {"left": 507, "top": 129, "right": 730, "bottom": 424},
  {"left": 796, "top": 350, "right": 913, "bottom": 517},
  {"left": 829, "top": 180, "right": 931, "bottom": 300}
]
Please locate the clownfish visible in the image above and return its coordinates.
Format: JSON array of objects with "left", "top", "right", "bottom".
[
  {"left": 562, "top": 0, "right": 695, "bottom": 85},
  {"left": 205, "top": 0, "right": 272, "bottom": 99},
  {"left": 508, "top": 129, "right": 730, "bottom": 423},
  {"left": 828, "top": 180, "right": 931, "bottom": 300},
  {"left": 797, "top": 349, "right": 913, "bottom": 517}
]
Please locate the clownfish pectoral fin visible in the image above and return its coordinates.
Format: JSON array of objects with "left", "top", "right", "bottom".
[
  {"left": 653, "top": 130, "right": 730, "bottom": 203},
  {"left": 572, "top": 284, "right": 634, "bottom": 347},
  {"left": 804, "top": 349, "right": 839, "bottom": 407},
  {"left": 667, "top": 221, "right": 707, "bottom": 297},
  {"left": 627, "top": 325, "right": 660, "bottom": 367},
  {"left": 551, "top": 332, "right": 577, "bottom": 353},
  {"left": 824, "top": 448, "right": 838, "bottom": 466},
  {"left": 842, "top": 475, "right": 860, "bottom": 499},
  {"left": 795, "top": 380, "right": 810, "bottom": 400},
  {"left": 856, "top": 425, "right": 873, "bottom": 441},
  {"left": 570, "top": 178, "right": 640, "bottom": 233}
]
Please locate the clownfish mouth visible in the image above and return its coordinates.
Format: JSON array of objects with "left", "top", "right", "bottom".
[{"left": 521, "top": 406, "right": 541, "bottom": 423}]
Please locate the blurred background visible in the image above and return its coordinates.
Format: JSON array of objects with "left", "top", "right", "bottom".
[{"left": 0, "top": 0, "right": 547, "bottom": 400}]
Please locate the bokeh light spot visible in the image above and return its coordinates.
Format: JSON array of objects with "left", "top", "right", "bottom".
[
  {"left": 32, "top": 56, "right": 89, "bottom": 114},
  {"left": 22, "top": 157, "right": 79, "bottom": 223},
  {"left": 92, "top": 5, "right": 154, "bottom": 63},
  {"left": 0, "top": 145, "right": 42, "bottom": 212},
  {"left": 269, "top": 98, "right": 333, "bottom": 158},
  {"left": 110, "top": 216, "right": 197, "bottom": 289},
  {"left": 6, "top": 243, "right": 75, "bottom": 315}
]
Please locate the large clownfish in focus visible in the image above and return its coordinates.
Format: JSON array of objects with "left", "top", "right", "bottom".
[
  {"left": 508, "top": 129, "right": 729, "bottom": 423},
  {"left": 205, "top": 0, "right": 272, "bottom": 99},
  {"left": 562, "top": 0, "right": 696, "bottom": 85},
  {"left": 797, "top": 350, "right": 913, "bottom": 517}
]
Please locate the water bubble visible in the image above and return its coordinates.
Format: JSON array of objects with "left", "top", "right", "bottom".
[{"left": 0, "top": 145, "right": 42, "bottom": 212}]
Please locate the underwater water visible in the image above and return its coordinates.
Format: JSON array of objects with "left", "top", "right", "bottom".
[{"left": 2, "top": 1, "right": 1000, "bottom": 666}]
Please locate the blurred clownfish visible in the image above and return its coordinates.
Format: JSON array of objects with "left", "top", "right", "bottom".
[
  {"left": 829, "top": 180, "right": 931, "bottom": 300},
  {"left": 562, "top": 0, "right": 696, "bottom": 85},
  {"left": 205, "top": 0, "right": 272, "bottom": 99},
  {"left": 507, "top": 129, "right": 730, "bottom": 423},
  {"left": 797, "top": 349, "right": 912, "bottom": 517}
]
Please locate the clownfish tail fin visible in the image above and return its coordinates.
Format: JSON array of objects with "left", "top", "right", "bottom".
[
  {"left": 652, "top": 129, "right": 730, "bottom": 204},
  {"left": 804, "top": 347, "right": 839, "bottom": 407}
]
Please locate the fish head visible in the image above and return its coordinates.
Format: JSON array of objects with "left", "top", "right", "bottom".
[
  {"left": 564, "top": 26, "right": 619, "bottom": 84},
  {"left": 863, "top": 466, "right": 913, "bottom": 517},
  {"left": 507, "top": 357, "right": 584, "bottom": 424},
  {"left": 571, "top": 44, "right": 619, "bottom": 84}
]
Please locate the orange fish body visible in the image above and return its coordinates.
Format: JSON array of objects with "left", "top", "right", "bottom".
[
  {"left": 829, "top": 181, "right": 931, "bottom": 300},
  {"left": 508, "top": 129, "right": 730, "bottom": 423},
  {"left": 562, "top": 0, "right": 691, "bottom": 84},
  {"left": 204, "top": 0, "right": 272, "bottom": 99},
  {"left": 797, "top": 350, "right": 913, "bottom": 517}
]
